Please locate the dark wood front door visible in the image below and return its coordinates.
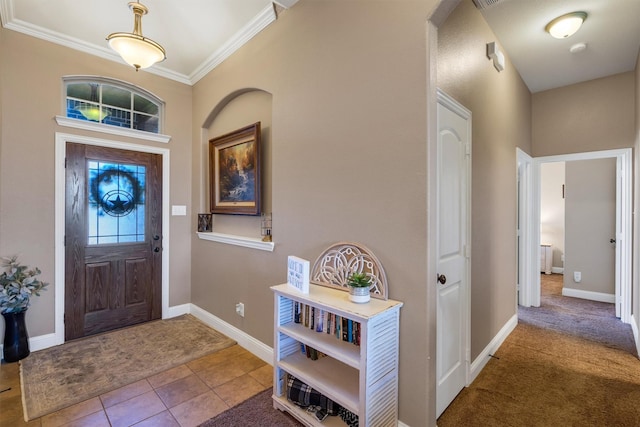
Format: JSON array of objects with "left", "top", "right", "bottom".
[{"left": 65, "top": 142, "right": 162, "bottom": 340}]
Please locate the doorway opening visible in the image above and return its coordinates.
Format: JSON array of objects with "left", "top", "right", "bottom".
[{"left": 517, "top": 148, "right": 632, "bottom": 324}]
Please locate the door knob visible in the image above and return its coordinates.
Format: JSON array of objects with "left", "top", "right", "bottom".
[
  {"left": 610, "top": 238, "right": 616, "bottom": 244},
  {"left": 153, "top": 235, "right": 160, "bottom": 241},
  {"left": 154, "top": 247, "right": 161, "bottom": 252},
  {"left": 437, "top": 274, "right": 447, "bottom": 285}
]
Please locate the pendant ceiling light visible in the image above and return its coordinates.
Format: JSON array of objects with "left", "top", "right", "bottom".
[
  {"left": 106, "top": 1, "right": 166, "bottom": 71},
  {"left": 545, "top": 11, "right": 587, "bottom": 39}
]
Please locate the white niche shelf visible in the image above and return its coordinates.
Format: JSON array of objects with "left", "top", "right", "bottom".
[{"left": 196, "top": 231, "right": 274, "bottom": 252}]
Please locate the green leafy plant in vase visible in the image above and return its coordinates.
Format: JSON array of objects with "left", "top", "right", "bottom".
[
  {"left": 346, "top": 272, "right": 371, "bottom": 303},
  {"left": 0, "top": 256, "right": 48, "bottom": 362}
]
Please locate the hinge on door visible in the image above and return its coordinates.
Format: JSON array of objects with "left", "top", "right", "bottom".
[
  {"left": 64, "top": 235, "right": 66, "bottom": 246},
  {"left": 64, "top": 157, "right": 67, "bottom": 168},
  {"left": 465, "top": 142, "right": 471, "bottom": 156},
  {"left": 464, "top": 245, "right": 471, "bottom": 258}
]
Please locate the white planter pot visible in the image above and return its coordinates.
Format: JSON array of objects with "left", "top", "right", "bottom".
[{"left": 348, "top": 286, "right": 370, "bottom": 303}]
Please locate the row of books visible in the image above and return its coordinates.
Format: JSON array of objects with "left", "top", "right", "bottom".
[
  {"left": 293, "top": 302, "right": 361, "bottom": 346},
  {"left": 300, "top": 343, "right": 326, "bottom": 360}
]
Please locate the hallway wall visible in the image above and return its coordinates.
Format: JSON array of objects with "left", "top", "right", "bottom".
[
  {"left": 437, "top": 0, "right": 532, "bottom": 360},
  {"left": 532, "top": 72, "right": 635, "bottom": 156}
]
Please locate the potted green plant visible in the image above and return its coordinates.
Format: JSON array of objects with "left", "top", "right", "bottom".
[
  {"left": 346, "top": 272, "right": 371, "bottom": 303},
  {"left": 0, "top": 256, "right": 48, "bottom": 362}
]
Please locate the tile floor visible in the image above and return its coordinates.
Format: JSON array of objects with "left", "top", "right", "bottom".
[{"left": 0, "top": 344, "right": 273, "bottom": 427}]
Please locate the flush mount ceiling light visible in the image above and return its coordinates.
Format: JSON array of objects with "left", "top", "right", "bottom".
[
  {"left": 106, "top": 1, "right": 166, "bottom": 71},
  {"left": 545, "top": 11, "right": 587, "bottom": 39}
]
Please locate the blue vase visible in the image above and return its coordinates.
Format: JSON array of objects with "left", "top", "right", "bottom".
[{"left": 2, "top": 310, "right": 30, "bottom": 362}]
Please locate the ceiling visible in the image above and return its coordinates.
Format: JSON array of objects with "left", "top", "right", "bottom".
[
  {"left": 1, "top": 0, "right": 639, "bottom": 92},
  {"left": 477, "top": 0, "right": 640, "bottom": 93},
  {"left": 0, "top": 0, "right": 298, "bottom": 85}
]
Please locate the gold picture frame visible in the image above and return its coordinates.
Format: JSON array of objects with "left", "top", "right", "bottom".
[{"left": 209, "top": 122, "right": 261, "bottom": 215}]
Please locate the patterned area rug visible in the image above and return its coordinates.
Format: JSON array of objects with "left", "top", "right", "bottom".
[
  {"left": 20, "top": 315, "right": 235, "bottom": 420},
  {"left": 198, "top": 389, "right": 302, "bottom": 427}
]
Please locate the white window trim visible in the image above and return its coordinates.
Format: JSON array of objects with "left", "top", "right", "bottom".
[{"left": 55, "top": 116, "right": 171, "bottom": 143}]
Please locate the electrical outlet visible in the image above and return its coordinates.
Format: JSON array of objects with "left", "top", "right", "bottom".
[
  {"left": 573, "top": 271, "right": 581, "bottom": 283},
  {"left": 235, "top": 302, "right": 245, "bottom": 317}
]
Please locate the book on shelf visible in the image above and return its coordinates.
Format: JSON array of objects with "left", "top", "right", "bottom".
[
  {"left": 290, "top": 303, "right": 361, "bottom": 346},
  {"left": 299, "top": 343, "right": 325, "bottom": 361}
]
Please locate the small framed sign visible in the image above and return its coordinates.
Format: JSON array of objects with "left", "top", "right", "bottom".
[{"left": 287, "top": 256, "right": 310, "bottom": 294}]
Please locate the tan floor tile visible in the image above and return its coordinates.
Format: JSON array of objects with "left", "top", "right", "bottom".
[
  {"left": 131, "top": 410, "right": 180, "bottom": 427},
  {"left": 63, "top": 410, "right": 110, "bottom": 427},
  {"left": 100, "top": 379, "right": 152, "bottom": 408},
  {"left": 185, "top": 345, "right": 246, "bottom": 373},
  {"left": 105, "top": 391, "right": 166, "bottom": 427},
  {"left": 40, "top": 398, "right": 103, "bottom": 427},
  {"left": 194, "top": 360, "right": 247, "bottom": 388},
  {"left": 248, "top": 364, "right": 273, "bottom": 388},
  {"left": 0, "top": 392, "right": 30, "bottom": 424},
  {"left": 169, "top": 391, "right": 228, "bottom": 427},
  {"left": 147, "top": 365, "right": 193, "bottom": 389},
  {"left": 155, "top": 374, "right": 210, "bottom": 409},
  {"left": 213, "top": 374, "right": 267, "bottom": 407},
  {"left": 232, "top": 352, "right": 267, "bottom": 373}
]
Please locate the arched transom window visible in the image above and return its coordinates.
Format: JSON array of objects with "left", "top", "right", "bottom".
[{"left": 64, "top": 77, "right": 164, "bottom": 134}]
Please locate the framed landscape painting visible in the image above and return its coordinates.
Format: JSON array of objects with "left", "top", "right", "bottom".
[{"left": 209, "top": 122, "right": 261, "bottom": 215}]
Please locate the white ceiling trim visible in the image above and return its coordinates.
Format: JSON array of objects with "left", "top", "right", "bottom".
[{"left": 189, "top": 4, "right": 276, "bottom": 84}]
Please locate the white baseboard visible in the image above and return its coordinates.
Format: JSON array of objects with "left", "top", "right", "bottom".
[
  {"left": 631, "top": 314, "right": 640, "bottom": 359},
  {"left": 551, "top": 267, "right": 564, "bottom": 274},
  {"left": 561, "top": 287, "right": 615, "bottom": 303},
  {"left": 189, "top": 304, "right": 273, "bottom": 365},
  {"left": 165, "top": 303, "right": 191, "bottom": 318},
  {"left": 468, "top": 314, "right": 517, "bottom": 384}
]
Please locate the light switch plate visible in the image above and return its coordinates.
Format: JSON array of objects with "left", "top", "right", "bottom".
[{"left": 172, "top": 205, "right": 187, "bottom": 216}]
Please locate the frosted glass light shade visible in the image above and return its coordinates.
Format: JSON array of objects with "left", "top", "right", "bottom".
[
  {"left": 545, "top": 12, "right": 587, "bottom": 39},
  {"left": 107, "top": 33, "right": 166, "bottom": 70}
]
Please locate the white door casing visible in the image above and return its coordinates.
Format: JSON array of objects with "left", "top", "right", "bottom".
[
  {"left": 436, "top": 90, "right": 471, "bottom": 418},
  {"left": 54, "top": 132, "right": 172, "bottom": 348},
  {"left": 516, "top": 148, "right": 534, "bottom": 307},
  {"left": 527, "top": 149, "right": 632, "bottom": 322}
]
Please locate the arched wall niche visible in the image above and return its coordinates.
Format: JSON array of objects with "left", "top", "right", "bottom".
[{"left": 201, "top": 88, "right": 273, "bottom": 238}]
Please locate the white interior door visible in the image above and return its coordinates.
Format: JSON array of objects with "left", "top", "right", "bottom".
[{"left": 436, "top": 90, "right": 470, "bottom": 418}]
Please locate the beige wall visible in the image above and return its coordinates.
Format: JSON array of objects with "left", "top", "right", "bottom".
[
  {"left": 190, "top": 1, "right": 436, "bottom": 425},
  {"left": 533, "top": 72, "right": 636, "bottom": 157},
  {"left": 564, "top": 158, "right": 616, "bottom": 295},
  {"left": 0, "top": 28, "right": 193, "bottom": 337},
  {"left": 437, "top": 0, "right": 532, "bottom": 359}
]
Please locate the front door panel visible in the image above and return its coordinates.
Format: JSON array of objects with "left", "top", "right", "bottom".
[{"left": 65, "top": 143, "right": 162, "bottom": 340}]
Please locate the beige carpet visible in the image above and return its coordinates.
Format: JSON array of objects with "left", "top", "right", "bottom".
[
  {"left": 19, "top": 315, "right": 235, "bottom": 421},
  {"left": 438, "top": 275, "right": 640, "bottom": 426}
]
